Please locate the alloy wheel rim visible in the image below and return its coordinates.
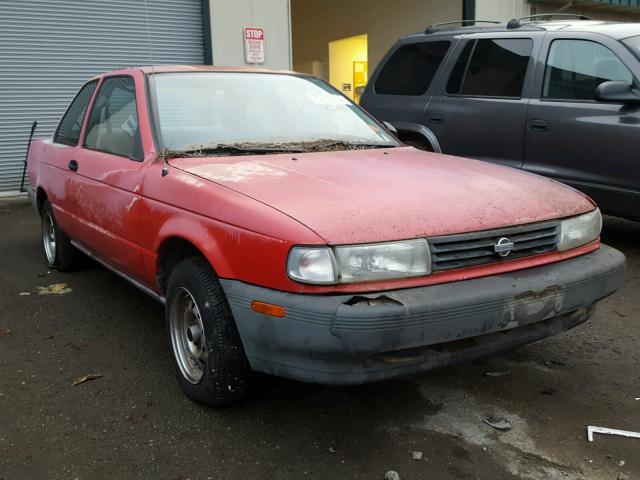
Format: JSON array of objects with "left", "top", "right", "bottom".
[
  {"left": 169, "top": 287, "right": 207, "bottom": 384},
  {"left": 43, "top": 212, "right": 56, "bottom": 264}
]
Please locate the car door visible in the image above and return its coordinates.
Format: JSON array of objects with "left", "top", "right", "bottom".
[
  {"left": 42, "top": 80, "right": 98, "bottom": 238},
  {"left": 523, "top": 33, "right": 640, "bottom": 217},
  {"left": 70, "top": 74, "right": 149, "bottom": 279},
  {"left": 427, "top": 32, "right": 541, "bottom": 169}
]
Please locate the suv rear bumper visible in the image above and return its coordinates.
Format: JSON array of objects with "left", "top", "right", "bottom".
[{"left": 221, "top": 245, "right": 625, "bottom": 385}]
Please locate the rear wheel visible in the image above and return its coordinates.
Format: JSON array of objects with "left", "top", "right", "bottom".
[
  {"left": 166, "top": 257, "right": 252, "bottom": 407},
  {"left": 41, "top": 200, "right": 78, "bottom": 271}
]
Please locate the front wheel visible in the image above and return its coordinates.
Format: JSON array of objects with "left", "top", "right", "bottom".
[{"left": 166, "top": 257, "right": 252, "bottom": 407}]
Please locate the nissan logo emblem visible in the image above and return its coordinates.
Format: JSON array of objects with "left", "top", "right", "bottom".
[{"left": 494, "top": 237, "right": 515, "bottom": 257}]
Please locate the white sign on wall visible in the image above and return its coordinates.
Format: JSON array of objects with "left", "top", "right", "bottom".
[{"left": 244, "top": 27, "right": 265, "bottom": 64}]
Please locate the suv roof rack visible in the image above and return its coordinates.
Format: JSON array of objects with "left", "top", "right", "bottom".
[
  {"left": 506, "top": 13, "right": 591, "bottom": 29},
  {"left": 424, "top": 20, "right": 501, "bottom": 34}
]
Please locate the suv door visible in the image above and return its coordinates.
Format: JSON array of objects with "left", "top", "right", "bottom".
[
  {"left": 71, "top": 74, "right": 149, "bottom": 279},
  {"left": 360, "top": 39, "right": 452, "bottom": 133},
  {"left": 427, "top": 32, "right": 540, "bottom": 169},
  {"left": 523, "top": 33, "right": 640, "bottom": 218}
]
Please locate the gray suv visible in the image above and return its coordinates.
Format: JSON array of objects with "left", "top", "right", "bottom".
[{"left": 360, "top": 15, "right": 640, "bottom": 220}]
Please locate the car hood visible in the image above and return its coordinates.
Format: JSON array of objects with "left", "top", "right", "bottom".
[{"left": 169, "top": 147, "right": 594, "bottom": 244}]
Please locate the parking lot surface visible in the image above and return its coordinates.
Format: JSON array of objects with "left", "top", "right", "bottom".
[{"left": 1, "top": 200, "right": 639, "bottom": 480}]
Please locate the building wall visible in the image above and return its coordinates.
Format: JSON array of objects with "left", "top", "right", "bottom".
[
  {"left": 210, "top": 0, "right": 292, "bottom": 69},
  {"left": 530, "top": 1, "right": 640, "bottom": 22},
  {"left": 475, "top": 0, "right": 531, "bottom": 22},
  {"left": 291, "top": 0, "right": 462, "bottom": 79},
  {"left": 328, "top": 35, "right": 368, "bottom": 100}
]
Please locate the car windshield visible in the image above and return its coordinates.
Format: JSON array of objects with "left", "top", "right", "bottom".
[{"left": 151, "top": 72, "right": 399, "bottom": 155}]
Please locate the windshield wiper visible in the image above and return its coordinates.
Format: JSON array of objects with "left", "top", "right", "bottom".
[
  {"left": 293, "top": 140, "right": 398, "bottom": 152},
  {"left": 165, "top": 143, "right": 307, "bottom": 158},
  {"left": 164, "top": 140, "right": 398, "bottom": 158}
]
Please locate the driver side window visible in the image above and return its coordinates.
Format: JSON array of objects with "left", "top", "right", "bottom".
[
  {"left": 84, "top": 76, "right": 143, "bottom": 160},
  {"left": 542, "top": 39, "right": 633, "bottom": 101}
]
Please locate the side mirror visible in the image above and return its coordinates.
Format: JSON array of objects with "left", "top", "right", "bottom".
[
  {"left": 594, "top": 81, "right": 640, "bottom": 104},
  {"left": 382, "top": 121, "right": 398, "bottom": 136}
]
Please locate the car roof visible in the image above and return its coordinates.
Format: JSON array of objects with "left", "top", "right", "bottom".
[
  {"left": 93, "top": 64, "right": 298, "bottom": 79},
  {"left": 137, "top": 65, "right": 297, "bottom": 75},
  {"left": 402, "top": 20, "right": 640, "bottom": 41}
]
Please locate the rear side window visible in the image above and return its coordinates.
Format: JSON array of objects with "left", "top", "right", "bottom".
[
  {"left": 54, "top": 81, "right": 97, "bottom": 146},
  {"left": 84, "top": 76, "right": 143, "bottom": 160},
  {"left": 375, "top": 41, "right": 450, "bottom": 95},
  {"left": 543, "top": 39, "right": 633, "bottom": 101},
  {"left": 447, "top": 39, "right": 533, "bottom": 98}
]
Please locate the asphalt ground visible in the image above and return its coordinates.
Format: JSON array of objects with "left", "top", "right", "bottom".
[{"left": 1, "top": 199, "right": 639, "bottom": 480}]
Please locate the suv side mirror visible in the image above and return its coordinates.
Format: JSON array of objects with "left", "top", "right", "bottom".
[
  {"left": 594, "top": 81, "right": 640, "bottom": 104},
  {"left": 382, "top": 121, "right": 398, "bottom": 136}
]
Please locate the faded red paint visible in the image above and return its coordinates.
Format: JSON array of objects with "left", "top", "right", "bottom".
[
  {"left": 28, "top": 67, "right": 601, "bottom": 296},
  {"left": 172, "top": 148, "right": 594, "bottom": 244}
]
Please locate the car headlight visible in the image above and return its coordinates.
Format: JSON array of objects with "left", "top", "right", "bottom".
[
  {"left": 558, "top": 208, "right": 602, "bottom": 252},
  {"left": 287, "top": 239, "right": 431, "bottom": 285},
  {"left": 287, "top": 247, "right": 337, "bottom": 284}
]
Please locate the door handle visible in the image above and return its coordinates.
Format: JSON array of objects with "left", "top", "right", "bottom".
[
  {"left": 529, "top": 120, "right": 549, "bottom": 132},
  {"left": 428, "top": 113, "right": 443, "bottom": 125},
  {"left": 68, "top": 159, "right": 78, "bottom": 172}
]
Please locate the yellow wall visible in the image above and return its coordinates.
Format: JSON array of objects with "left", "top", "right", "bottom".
[
  {"left": 328, "top": 34, "right": 367, "bottom": 100},
  {"left": 291, "top": 0, "right": 462, "bottom": 80}
]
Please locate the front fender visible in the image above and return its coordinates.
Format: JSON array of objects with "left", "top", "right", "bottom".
[{"left": 153, "top": 214, "right": 234, "bottom": 279}]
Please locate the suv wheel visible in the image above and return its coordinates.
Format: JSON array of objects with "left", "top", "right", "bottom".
[{"left": 166, "top": 257, "right": 252, "bottom": 407}]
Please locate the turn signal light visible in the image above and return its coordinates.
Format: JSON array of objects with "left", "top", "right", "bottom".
[{"left": 251, "top": 301, "right": 286, "bottom": 318}]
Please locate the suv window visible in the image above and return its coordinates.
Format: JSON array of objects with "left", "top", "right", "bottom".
[
  {"left": 446, "top": 41, "right": 474, "bottom": 94},
  {"left": 375, "top": 41, "right": 450, "bottom": 95},
  {"left": 84, "top": 76, "right": 142, "bottom": 160},
  {"left": 447, "top": 39, "right": 533, "bottom": 98},
  {"left": 53, "top": 81, "right": 97, "bottom": 146},
  {"left": 543, "top": 39, "right": 633, "bottom": 101}
]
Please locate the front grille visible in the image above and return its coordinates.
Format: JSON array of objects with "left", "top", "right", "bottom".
[{"left": 429, "top": 221, "right": 560, "bottom": 271}]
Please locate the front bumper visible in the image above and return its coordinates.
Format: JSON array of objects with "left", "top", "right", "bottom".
[{"left": 221, "top": 245, "right": 626, "bottom": 385}]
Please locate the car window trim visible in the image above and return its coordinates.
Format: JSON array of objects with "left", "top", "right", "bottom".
[
  {"left": 458, "top": 39, "right": 477, "bottom": 94},
  {"left": 444, "top": 37, "right": 533, "bottom": 100},
  {"left": 82, "top": 74, "right": 144, "bottom": 162},
  {"left": 53, "top": 79, "right": 99, "bottom": 147},
  {"left": 540, "top": 37, "right": 636, "bottom": 104},
  {"left": 144, "top": 72, "right": 163, "bottom": 154}
]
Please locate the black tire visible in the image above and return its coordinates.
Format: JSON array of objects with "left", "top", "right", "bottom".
[
  {"left": 41, "top": 200, "right": 79, "bottom": 271},
  {"left": 165, "top": 257, "right": 252, "bottom": 407}
]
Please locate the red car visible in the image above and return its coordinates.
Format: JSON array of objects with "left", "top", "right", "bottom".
[{"left": 28, "top": 66, "right": 625, "bottom": 407}]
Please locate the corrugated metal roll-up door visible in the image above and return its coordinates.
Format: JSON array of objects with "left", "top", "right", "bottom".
[{"left": 0, "top": 0, "right": 205, "bottom": 194}]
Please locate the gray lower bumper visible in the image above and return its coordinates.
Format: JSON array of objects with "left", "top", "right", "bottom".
[{"left": 221, "top": 245, "right": 626, "bottom": 385}]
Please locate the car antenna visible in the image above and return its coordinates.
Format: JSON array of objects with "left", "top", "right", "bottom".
[
  {"left": 143, "top": 0, "right": 169, "bottom": 177},
  {"left": 19, "top": 120, "right": 38, "bottom": 192}
]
